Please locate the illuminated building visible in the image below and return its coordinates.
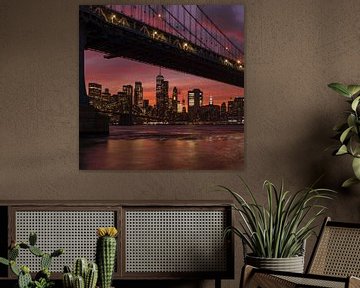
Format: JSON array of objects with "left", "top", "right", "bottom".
[
  {"left": 134, "top": 81, "right": 143, "bottom": 108},
  {"left": 122, "top": 85, "right": 133, "bottom": 114},
  {"left": 188, "top": 89, "right": 203, "bottom": 120},
  {"left": 88, "top": 82, "right": 102, "bottom": 106},
  {"left": 171, "top": 87, "right": 181, "bottom": 112}
]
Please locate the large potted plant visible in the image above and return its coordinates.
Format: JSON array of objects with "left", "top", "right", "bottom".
[
  {"left": 222, "top": 179, "right": 334, "bottom": 273},
  {"left": 328, "top": 83, "right": 360, "bottom": 187}
]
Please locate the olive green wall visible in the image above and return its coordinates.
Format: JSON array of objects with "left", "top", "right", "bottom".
[{"left": 1, "top": 0, "right": 360, "bottom": 287}]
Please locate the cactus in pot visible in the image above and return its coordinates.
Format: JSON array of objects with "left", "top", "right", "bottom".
[
  {"left": 96, "top": 227, "right": 118, "bottom": 288},
  {"left": 0, "top": 232, "right": 64, "bottom": 288},
  {"left": 62, "top": 259, "right": 98, "bottom": 288}
]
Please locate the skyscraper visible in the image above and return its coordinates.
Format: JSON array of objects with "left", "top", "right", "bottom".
[
  {"left": 188, "top": 89, "right": 203, "bottom": 120},
  {"left": 172, "top": 87, "right": 178, "bottom": 112},
  {"left": 88, "top": 83, "right": 102, "bottom": 98},
  {"left": 122, "top": 85, "right": 133, "bottom": 113},
  {"left": 156, "top": 74, "right": 164, "bottom": 109},
  {"left": 88, "top": 83, "right": 102, "bottom": 106},
  {"left": 155, "top": 74, "right": 169, "bottom": 115},
  {"left": 134, "top": 81, "right": 143, "bottom": 108}
]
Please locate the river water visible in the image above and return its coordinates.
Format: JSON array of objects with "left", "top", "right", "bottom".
[{"left": 80, "top": 125, "right": 244, "bottom": 170}]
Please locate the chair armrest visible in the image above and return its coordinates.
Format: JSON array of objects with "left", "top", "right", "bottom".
[
  {"left": 349, "top": 276, "right": 360, "bottom": 288},
  {"left": 240, "top": 265, "right": 349, "bottom": 288}
]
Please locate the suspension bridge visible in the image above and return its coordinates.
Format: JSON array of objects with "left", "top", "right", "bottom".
[
  {"left": 79, "top": 5, "right": 244, "bottom": 134},
  {"left": 79, "top": 5, "right": 244, "bottom": 89}
]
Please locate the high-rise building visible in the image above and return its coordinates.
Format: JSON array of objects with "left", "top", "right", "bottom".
[
  {"left": 143, "top": 99, "right": 149, "bottom": 109},
  {"left": 155, "top": 74, "right": 169, "bottom": 115},
  {"left": 172, "top": 87, "right": 178, "bottom": 112},
  {"left": 163, "top": 80, "right": 169, "bottom": 105},
  {"left": 220, "top": 102, "right": 227, "bottom": 118},
  {"left": 233, "top": 96, "right": 245, "bottom": 121},
  {"left": 122, "top": 85, "right": 133, "bottom": 113},
  {"left": 156, "top": 74, "right": 164, "bottom": 109},
  {"left": 88, "top": 83, "right": 102, "bottom": 99},
  {"left": 182, "top": 98, "right": 186, "bottom": 113},
  {"left": 134, "top": 81, "right": 143, "bottom": 108},
  {"left": 88, "top": 83, "right": 102, "bottom": 106},
  {"left": 188, "top": 89, "right": 203, "bottom": 120}
]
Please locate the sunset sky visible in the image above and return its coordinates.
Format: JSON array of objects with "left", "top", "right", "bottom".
[{"left": 85, "top": 5, "right": 244, "bottom": 107}]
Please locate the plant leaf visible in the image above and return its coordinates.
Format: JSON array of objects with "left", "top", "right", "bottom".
[
  {"left": 352, "top": 157, "right": 360, "bottom": 180},
  {"left": 0, "top": 257, "right": 9, "bottom": 266},
  {"left": 328, "top": 83, "right": 351, "bottom": 98},
  {"left": 347, "top": 85, "right": 360, "bottom": 97},
  {"left": 340, "top": 126, "right": 353, "bottom": 143},
  {"left": 351, "top": 96, "right": 360, "bottom": 111},
  {"left": 336, "top": 145, "right": 348, "bottom": 155},
  {"left": 342, "top": 177, "right": 360, "bottom": 188}
]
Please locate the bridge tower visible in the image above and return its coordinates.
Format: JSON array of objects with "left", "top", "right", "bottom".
[{"left": 79, "top": 16, "right": 109, "bottom": 136}]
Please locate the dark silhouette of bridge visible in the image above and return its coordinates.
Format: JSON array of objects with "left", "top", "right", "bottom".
[{"left": 79, "top": 5, "right": 244, "bottom": 134}]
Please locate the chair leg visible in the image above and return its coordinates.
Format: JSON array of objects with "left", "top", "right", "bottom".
[{"left": 240, "top": 265, "right": 255, "bottom": 288}]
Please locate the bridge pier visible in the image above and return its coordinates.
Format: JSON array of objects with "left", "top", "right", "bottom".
[{"left": 79, "top": 20, "right": 109, "bottom": 136}]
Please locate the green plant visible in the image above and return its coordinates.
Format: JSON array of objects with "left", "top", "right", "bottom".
[
  {"left": 222, "top": 179, "right": 335, "bottom": 258},
  {"left": 328, "top": 83, "right": 360, "bottom": 187},
  {"left": 0, "top": 232, "right": 63, "bottom": 288},
  {"left": 96, "top": 227, "right": 118, "bottom": 288},
  {"left": 62, "top": 259, "right": 98, "bottom": 288}
]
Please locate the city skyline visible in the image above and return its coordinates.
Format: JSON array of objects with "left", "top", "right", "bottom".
[
  {"left": 85, "top": 52, "right": 244, "bottom": 107},
  {"left": 87, "top": 73, "right": 243, "bottom": 110}
]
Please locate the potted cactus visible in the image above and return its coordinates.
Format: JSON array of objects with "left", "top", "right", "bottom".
[
  {"left": 62, "top": 258, "right": 98, "bottom": 288},
  {"left": 96, "top": 227, "right": 118, "bottom": 288},
  {"left": 0, "top": 232, "right": 64, "bottom": 288}
]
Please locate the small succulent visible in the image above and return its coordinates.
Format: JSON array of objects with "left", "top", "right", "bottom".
[{"left": 63, "top": 258, "right": 98, "bottom": 288}]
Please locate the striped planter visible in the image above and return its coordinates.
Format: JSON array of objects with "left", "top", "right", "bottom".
[{"left": 245, "top": 254, "right": 305, "bottom": 273}]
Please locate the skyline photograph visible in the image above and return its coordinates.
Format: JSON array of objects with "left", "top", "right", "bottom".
[{"left": 79, "top": 4, "right": 245, "bottom": 170}]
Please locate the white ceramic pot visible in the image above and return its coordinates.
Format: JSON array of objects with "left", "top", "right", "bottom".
[{"left": 245, "top": 254, "right": 305, "bottom": 273}]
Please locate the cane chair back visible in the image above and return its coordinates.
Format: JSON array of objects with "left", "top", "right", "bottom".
[{"left": 307, "top": 217, "right": 360, "bottom": 278}]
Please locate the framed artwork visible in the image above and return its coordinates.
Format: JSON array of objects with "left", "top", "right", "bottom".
[{"left": 79, "top": 4, "right": 244, "bottom": 170}]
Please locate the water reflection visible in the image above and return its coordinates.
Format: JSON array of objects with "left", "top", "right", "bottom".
[{"left": 80, "top": 125, "right": 244, "bottom": 170}]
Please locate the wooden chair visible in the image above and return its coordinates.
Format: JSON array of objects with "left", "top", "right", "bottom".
[{"left": 241, "top": 217, "right": 360, "bottom": 288}]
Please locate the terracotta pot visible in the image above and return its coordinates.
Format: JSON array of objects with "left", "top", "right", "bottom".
[{"left": 245, "top": 254, "right": 305, "bottom": 273}]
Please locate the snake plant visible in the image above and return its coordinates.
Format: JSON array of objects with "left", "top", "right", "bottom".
[{"left": 222, "top": 179, "right": 335, "bottom": 258}]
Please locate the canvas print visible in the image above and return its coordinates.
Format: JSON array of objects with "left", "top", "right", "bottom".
[{"left": 79, "top": 4, "right": 245, "bottom": 170}]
